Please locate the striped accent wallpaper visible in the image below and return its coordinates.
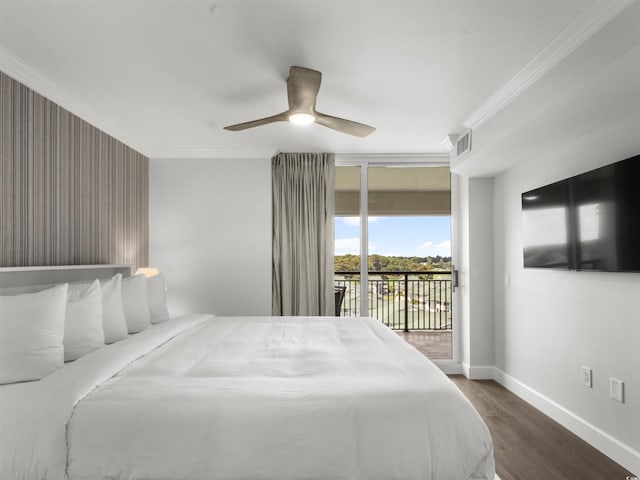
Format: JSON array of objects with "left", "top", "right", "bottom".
[{"left": 0, "top": 71, "right": 148, "bottom": 268}]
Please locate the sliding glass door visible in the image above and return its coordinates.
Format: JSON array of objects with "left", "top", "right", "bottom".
[{"left": 334, "top": 162, "right": 454, "bottom": 360}]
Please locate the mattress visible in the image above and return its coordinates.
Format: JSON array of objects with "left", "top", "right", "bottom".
[{"left": 0, "top": 314, "right": 494, "bottom": 480}]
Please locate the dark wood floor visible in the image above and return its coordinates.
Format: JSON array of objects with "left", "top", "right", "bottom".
[
  {"left": 448, "top": 376, "right": 634, "bottom": 480},
  {"left": 395, "top": 330, "right": 452, "bottom": 359}
]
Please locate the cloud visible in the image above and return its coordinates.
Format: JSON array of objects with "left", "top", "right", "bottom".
[
  {"left": 341, "top": 217, "right": 360, "bottom": 227},
  {"left": 334, "top": 237, "right": 360, "bottom": 254},
  {"left": 418, "top": 240, "right": 451, "bottom": 257}
]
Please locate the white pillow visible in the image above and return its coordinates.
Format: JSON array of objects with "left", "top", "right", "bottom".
[
  {"left": 100, "top": 274, "right": 129, "bottom": 344},
  {"left": 64, "top": 280, "right": 105, "bottom": 362},
  {"left": 147, "top": 273, "right": 170, "bottom": 324},
  {"left": 121, "top": 274, "right": 151, "bottom": 333},
  {"left": 0, "top": 284, "right": 68, "bottom": 384}
]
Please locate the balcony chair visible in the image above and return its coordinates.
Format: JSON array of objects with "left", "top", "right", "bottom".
[{"left": 334, "top": 286, "right": 346, "bottom": 316}]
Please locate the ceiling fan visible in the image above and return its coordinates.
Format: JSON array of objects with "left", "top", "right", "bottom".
[{"left": 223, "top": 66, "right": 375, "bottom": 137}]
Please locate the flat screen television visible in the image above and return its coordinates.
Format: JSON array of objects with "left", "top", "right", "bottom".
[{"left": 522, "top": 153, "right": 640, "bottom": 272}]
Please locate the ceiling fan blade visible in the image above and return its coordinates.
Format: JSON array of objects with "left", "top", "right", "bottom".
[
  {"left": 314, "top": 112, "right": 376, "bottom": 137},
  {"left": 223, "top": 112, "right": 289, "bottom": 131},
  {"left": 287, "top": 66, "right": 322, "bottom": 111},
  {"left": 224, "top": 66, "right": 375, "bottom": 137}
]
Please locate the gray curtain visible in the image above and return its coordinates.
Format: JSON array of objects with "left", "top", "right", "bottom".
[{"left": 272, "top": 152, "right": 335, "bottom": 316}]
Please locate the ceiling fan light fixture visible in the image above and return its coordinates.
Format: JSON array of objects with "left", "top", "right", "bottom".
[
  {"left": 224, "top": 66, "right": 375, "bottom": 136},
  {"left": 288, "top": 112, "right": 315, "bottom": 125}
]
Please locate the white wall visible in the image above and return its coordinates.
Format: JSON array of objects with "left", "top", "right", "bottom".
[
  {"left": 467, "top": 178, "right": 495, "bottom": 370},
  {"left": 149, "top": 157, "right": 272, "bottom": 316},
  {"left": 493, "top": 110, "right": 640, "bottom": 473},
  {"left": 455, "top": 174, "right": 495, "bottom": 377}
]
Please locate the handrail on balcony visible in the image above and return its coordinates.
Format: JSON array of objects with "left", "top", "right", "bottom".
[{"left": 334, "top": 270, "right": 452, "bottom": 332}]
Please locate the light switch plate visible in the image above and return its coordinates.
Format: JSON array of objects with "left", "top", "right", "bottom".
[
  {"left": 610, "top": 377, "right": 624, "bottom": 403},
  {"left": 581, "top": 367, "right": 592, "bottom": 388}
]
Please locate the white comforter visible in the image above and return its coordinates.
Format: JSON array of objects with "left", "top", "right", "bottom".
[{"left": 1, "top": 315, "right": 494, "bottom": 480}]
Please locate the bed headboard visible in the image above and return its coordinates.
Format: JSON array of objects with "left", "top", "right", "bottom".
[{"left": 0, "top": 265, "right": 133, "bottom": 289}]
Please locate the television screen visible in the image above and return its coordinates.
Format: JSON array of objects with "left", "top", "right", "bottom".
[
  {"left": 572, "top": 157, "right": 640, "bottom": 271},
  {"left": 522, "top": 179, "right": 572, "bottom": 269},
  {"left": 522, "top": 154, "right": 640, "bottom": 272}
]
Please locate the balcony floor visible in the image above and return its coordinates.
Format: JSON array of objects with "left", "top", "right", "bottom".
[{"left": 395, "top": 330, "right": 452, "bottom": 359}]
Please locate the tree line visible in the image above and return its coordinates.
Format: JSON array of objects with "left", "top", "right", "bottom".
[{"left": 335, "top": 254, "right": 452, "bottom": 272}]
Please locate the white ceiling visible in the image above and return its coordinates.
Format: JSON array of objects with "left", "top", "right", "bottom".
[{"left": 0, "top": 0, "right": 634, "bottom": 162}]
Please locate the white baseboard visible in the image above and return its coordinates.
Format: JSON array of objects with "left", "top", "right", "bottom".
[
  {"left": 444, "top": 361, "right": 639, "bottom": 474},
  {"left": 492, "top": 368, "right": 640, "bottom": 476},
  {"left": 433, "top": 360, "right": 463, "bottom": 375},
  {"left": 461, "top": 362, "right": 496, "bottom": 380}
]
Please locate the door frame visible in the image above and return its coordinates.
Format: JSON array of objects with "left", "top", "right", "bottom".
[{"left": 335, "top": 155, "right": 460, "bottom": 370}]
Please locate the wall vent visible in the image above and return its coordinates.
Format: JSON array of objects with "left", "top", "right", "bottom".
[{"left": 456, "top": 130, "right": 472, "bottom": 157}]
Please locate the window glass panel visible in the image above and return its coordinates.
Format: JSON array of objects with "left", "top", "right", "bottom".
[
  {"left": 367, "top": 166, "right": 452, "bottom": 359},
  {"left": 335, "top": 166, "right": 361, "bottom": 315}
]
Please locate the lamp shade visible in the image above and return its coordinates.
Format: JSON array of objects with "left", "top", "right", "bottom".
[{"left": 135, "top": 267, "right": 160, "bottom": 278}]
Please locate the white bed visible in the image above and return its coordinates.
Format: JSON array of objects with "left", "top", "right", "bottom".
[{"left": 0, "top": 266, "right": 495, "bottom": 480}]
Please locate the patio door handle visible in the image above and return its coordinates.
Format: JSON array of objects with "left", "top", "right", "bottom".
[{"left": 452, "top": 266, "right": 459, "bottom": 293}]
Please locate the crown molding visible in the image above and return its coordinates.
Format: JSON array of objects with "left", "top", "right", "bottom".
[
  {"left": 335, "top": 153, "right": 448, "bottom": 159},
  {"left": 0, "top": 46, "right": 150, "bottom": 156},
  {"left": 463, "top": 0, "right": 636, "bottom": 130},
  {"left": 147, "top": 146, "right": 278, "bottom": 159},
  {"left": 148, "top": 149, "right": 450, "bottom": 162},
  {"left": 335, "top": 153, "right": 449, "bottom": 165}
]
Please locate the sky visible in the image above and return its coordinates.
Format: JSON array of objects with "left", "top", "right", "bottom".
[{"left": 334, "top": 216, "right": 451, "bottom": 257}]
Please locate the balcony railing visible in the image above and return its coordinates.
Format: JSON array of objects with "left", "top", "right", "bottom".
[{"left": 335, "top": 271, "right": 452, "bottom": 332}]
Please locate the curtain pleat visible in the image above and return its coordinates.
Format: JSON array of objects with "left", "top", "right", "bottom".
[{"left": 272, "top": 152, "right": 335, "bottom": 316}]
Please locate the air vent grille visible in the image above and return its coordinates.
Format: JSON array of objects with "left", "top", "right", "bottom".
[{"left": 456, "top": 130, "right": 472, "bottom": 157}]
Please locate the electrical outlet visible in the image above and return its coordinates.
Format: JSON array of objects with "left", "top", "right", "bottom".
[
  {"left": 610, "top": 378, "right": 624, "bottom": 403},
  {"left": 581, "top": 367, "right": 592, "bottom": 388},
  {"left": 504, "top": 272, "right": 511, "bottom": 287}
]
